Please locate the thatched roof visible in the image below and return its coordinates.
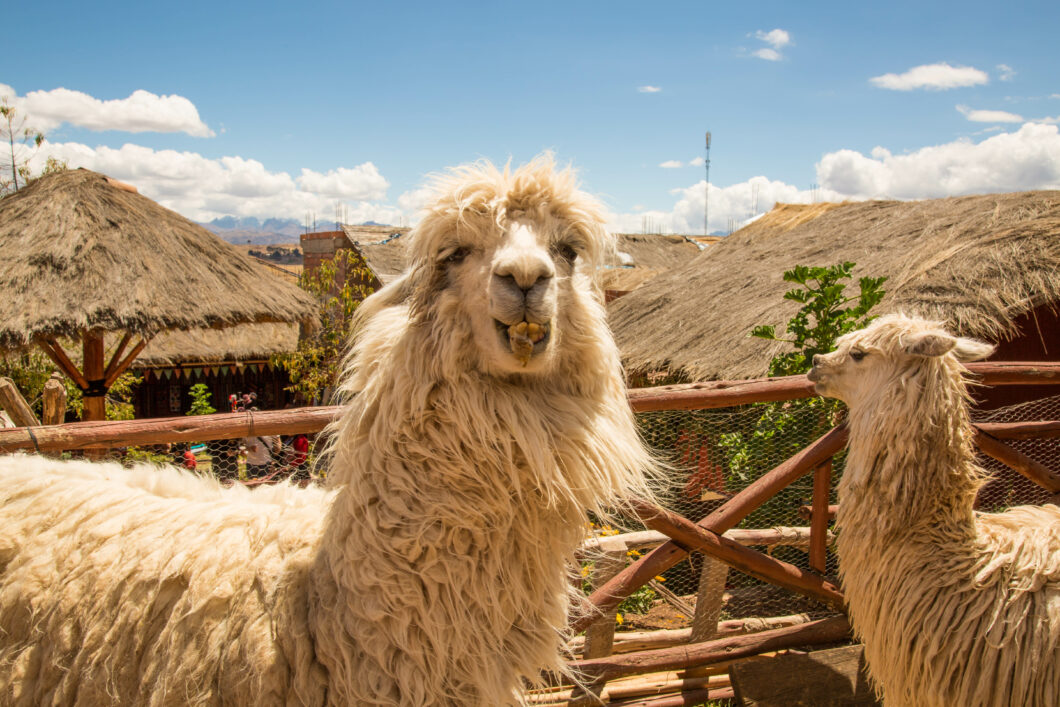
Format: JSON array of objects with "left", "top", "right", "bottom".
[
  {"left": 133, "top": 322, "right": 299, "bottom": 367},
  {"left": 611, "top": 191, "right": 1060, "bottom": 381},
  {"left": 609, "top": 233, "right": 703, "bottom": 270},
  {"left": 0, "top": 169, "right": 318, "bottom": 348},
  {"left": 341, "top": 225, "right": 410, "bottom": 285}
]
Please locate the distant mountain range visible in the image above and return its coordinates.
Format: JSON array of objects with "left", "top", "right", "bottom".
[
  {"left": 199, "top": 216, "right": 306, "bottom": 245},
  {"left": 200, "top": 217, "right": 393, "bottom": 245}
]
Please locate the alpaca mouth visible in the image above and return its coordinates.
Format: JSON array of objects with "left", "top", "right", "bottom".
[{"left": 496, "top": 319, "right": 551, "bottom": 366}]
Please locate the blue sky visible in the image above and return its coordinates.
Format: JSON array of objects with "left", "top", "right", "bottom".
[{"left": 4, "top": 0, "right": 1059, "bottom": 233}]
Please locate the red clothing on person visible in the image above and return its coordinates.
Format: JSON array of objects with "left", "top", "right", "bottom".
[
  {"left": 182, "top": 450, "right": 197, "bottom": 470},
  {"left": 291, "top": 434, "right": 309, "bottom": 466}
]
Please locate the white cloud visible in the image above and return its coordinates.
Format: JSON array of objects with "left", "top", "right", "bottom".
[
  {"left": 606, "top": 176, "right": 842, "bottom": 235},
  {"left": 659, "top": 160, "right": 684, "bottom": 169},
  {"left": 1, "top": 84, "right": 213, "bottom": 137},
  {"left": 751, "top": 28, "right": 790, "bottom": 61},
  {"left": 30, "top": 141, "right": 404, "bottom": 223},
  {"left": 816, "top": 122, "right": 1060, "bottom": 199},
  {"left": 753, "top": 48, "right": 783, "bottom": 62},
  {"left": 607, "top": 123, "right": 1060, "bottom": 235},
  {"left": 755, "top": 29, "right": 790, "bottom": 49},
  {"left": 638, "top": 85, "right": 662, "bottom": 93},
  {"left": 997, "top": 64, "right": 1016, "bottom": 81},
  {"left": 296, "top": 164, "right": 388, "bottom": 201},
  {"left": 689, "top": 157, "right": 706, "bottom": 167},
  {"left": 869, "top": 63, "right": 989, "bottom": 91},
  {"left": 957, "top": 104, "right": 1024, "bottom": 123}
]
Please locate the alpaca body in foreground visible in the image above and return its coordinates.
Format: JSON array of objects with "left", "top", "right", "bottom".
[
  {"left": 809, "top": 314, "right": 1060, "bottom": 707},
  {"left": 0, "top": 157, "right": 656, "bottom": 706}
]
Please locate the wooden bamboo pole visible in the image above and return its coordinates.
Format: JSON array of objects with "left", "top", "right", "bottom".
[
  {"left": 567, "top": 614, "right": 816, "bottom": 656},
  {"left": 571, "top": 425, "right": 849, "bottom": 634},
  {"left": 35, "top": 337, "right": 90, "bottom": 390},
  {"left": 0, "top": 407, "right": 339, "bottom": 453},
  {"left": 809, "top": 460, "right": 832, "bottom": 573},
  {"left": 567, "top": 615, "right": 851, "bottom": 683},
  {"left": 976, "top": 420, "right": 1060, "bottom": 440},
  {"left": 103, "top": 332, "right": 133, "bottom": 382},
  {"left": 0, "top": 377, "right": 40, "bottom": 427},
  {"left": 973, "top": 427, "right": 1060, "bottom": 493},
  {"left": 629, "top": 500, "right": 845, "bottom": 611},
  {"left": 582, "top": 527, "right": 822, "bottom": 556},
  {"left": 103, "top": 335, "right": 152, "bottom": 388},
  {"left": 81, "top": 331, "right": 106, "bottom": 423}
]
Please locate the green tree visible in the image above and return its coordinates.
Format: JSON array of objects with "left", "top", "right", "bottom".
[
  {"left": 276, "top": 249, "right": 375, "bottom": 405},
  {"left": 0, "top": 97, "right": 44, "bottom": 194}
]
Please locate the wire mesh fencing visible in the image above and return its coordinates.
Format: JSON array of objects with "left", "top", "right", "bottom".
[{"left": 597, "top": 393, "right": 1060, "bottom": 634}]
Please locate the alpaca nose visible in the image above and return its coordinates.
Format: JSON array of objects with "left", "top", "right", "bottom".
[
  {"left": 492, "top": 259, "right": 554, "bottom": 294},
  {"left": 812, "top": 354, "right": 822, "bottom": 367}
]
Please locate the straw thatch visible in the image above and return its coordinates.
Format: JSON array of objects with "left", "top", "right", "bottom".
[
  {"left": 133, "top": 322, "right": 299, "bottom": 367},
  {"left": 611, "top": 191, "right": 1060, "bottom": 381},
  {"left": 0, "top": 169, "right": 318, "bottom": 349},
  {"left": 609, "top": 233, "right": 704, "bottom": 270},
  {"left": 340, "top": 225, "right": 410, "bottom": 285}
]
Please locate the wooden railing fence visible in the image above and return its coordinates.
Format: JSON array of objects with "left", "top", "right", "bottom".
[{"left": 2, "top": 361, "right": 1060, "bottom": 705}]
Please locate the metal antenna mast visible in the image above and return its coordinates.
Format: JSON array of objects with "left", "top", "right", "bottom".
[{"left": 704, "top": 131, "right": 712, "bottom": 236}]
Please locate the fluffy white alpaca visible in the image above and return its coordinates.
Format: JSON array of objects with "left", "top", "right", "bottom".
[
  {"left": 809, "top": 314, "right": 1060, "bottom": 707},
  {"left": 0, "top": 156, "right": 657, "bottom": 706}
]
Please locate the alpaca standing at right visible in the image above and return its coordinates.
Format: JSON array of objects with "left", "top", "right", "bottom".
[{"left": 809, "top": 314, "right": 1060, "bottom": 707}]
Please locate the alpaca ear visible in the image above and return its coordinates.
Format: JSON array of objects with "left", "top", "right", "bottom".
[
  {"left": 904, "top": 331, "right": 956, "bottom": 358},
  {"left": 952, "top": 337, "right": 995, "bottom": 362}
]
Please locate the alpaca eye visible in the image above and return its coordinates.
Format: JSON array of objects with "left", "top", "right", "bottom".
[
  {"left": 850, "top": 350, "right": 867, "bottom": 362},
  {"left": 444, "top": 247, "right": 470, "bottom": 265},
  {"left": 552, "top": 243, "right": 578, "bottom": 264}
]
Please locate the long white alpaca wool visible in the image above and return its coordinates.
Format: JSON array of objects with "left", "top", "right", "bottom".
[
  {"left": 0, "top": 156, "right": 657, "bottom": 706},
  {"left": 809, "top": 313, "right": 1060, "bottom": 707}
]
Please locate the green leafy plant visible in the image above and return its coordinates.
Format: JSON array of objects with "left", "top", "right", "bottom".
[
  {"left": 751, "top": 262, "right": 887, "bottom": 377},
  {"left": 713, "top": 263, "right": 886, "bottom": 528},
  {"left": 186, "top": 383, "right": 216, "bottom": 416},
  {"left": 276, "top": 249, "right": 375, "bottom": 405},
  {"left": 0, "top": 98, "right": 45, "bottom": 195}
]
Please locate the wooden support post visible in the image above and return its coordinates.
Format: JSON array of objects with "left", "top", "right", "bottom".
[
  {"left": 973, "top": 427, "right": 1060, "bottom": 493},
  {"left": 103, "top": 331, "right": 132, "bottom": 383},
  {"left": 690, "top": 556, "right": 728, "bottom": 642},
  {"left": 583, "top": 549, "right": 627, "bottom": 659},
  {"left": 630, "top": 501, "right": 845, "bottom": 612},
  {"left": 809, "top": 460, "right": 832, "bottom": 573},
  {"left": 35, "top": 337, "right": 90, "bottom": 390},
  {"left": 104, "top": 335, "right": 151, "bottom": 388},
  {"left": 567, "top": 615, "right": 851, "bottom": 683},
  {"left": 41, "top": 373, "right": 67, "bottom": 426},
  {"left": 0, "top": 377, "right": 40, "bottom": 427},
  {"left": 571, "top": 425, "right": 849, "bottom": 634}
]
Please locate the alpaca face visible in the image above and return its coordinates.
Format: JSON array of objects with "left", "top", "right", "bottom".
[
  {"left": 808, "top": 314, "right": 995, "bottom": 404},
  {"left": 434, "top": 214, "right": 585, "bottom": 375},
  {"left": 404, "top": 157, "right": 610, "bottom": 378}
]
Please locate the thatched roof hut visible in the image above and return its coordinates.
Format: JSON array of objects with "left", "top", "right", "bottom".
[
  {"left": 611, "top": 191, "right": 1060, "bottom": 382},
  {"left": 600, "top": 233, "right": 704, "bottom": 298},
  {"left": 0, "top": 169, "right": 317, "bottom": 347},
  {"left": 0, "top": 168, "right": 318, "bottom": 419}
]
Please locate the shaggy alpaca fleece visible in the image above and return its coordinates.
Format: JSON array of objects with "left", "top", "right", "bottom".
[
  {"left": 0, "top": 156, "right": 657, "bottom": 706},
  {"left": 810, "top": 314, "right": 1060, "bottom": 707}
]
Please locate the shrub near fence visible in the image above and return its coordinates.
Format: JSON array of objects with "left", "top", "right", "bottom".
[{"left": 2, "top": 363, "right": 1060, "bottom": 704}]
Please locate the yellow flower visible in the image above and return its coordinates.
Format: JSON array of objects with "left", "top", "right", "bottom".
[
  {"left": 626, "top": 549, "right": 641, "bottom": 558},
  {"left": 654, "top": 575, "right": 666, "bottom": 582},
  {"left": 580, "top": 565, "right": 590, "bottom": 577},
  {"left": 615, "top": 613, "right": 624, "bottom": 625}
]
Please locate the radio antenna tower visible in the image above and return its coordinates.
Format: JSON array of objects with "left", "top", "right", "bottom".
[{"left": 703, "top": 131, "right": 712, "bottom": 236}]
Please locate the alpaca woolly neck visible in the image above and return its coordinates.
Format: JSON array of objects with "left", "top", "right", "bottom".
[
  {"left": 308, "top": 305, "right": 654, "bottom": 706},
  {"left": 836, "top": 355, "right": 1060, "bottom": 707}
]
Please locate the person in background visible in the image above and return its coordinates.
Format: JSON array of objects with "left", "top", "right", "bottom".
[{"left": 241, "top": 408, "right": 280, "bottom": 479}]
